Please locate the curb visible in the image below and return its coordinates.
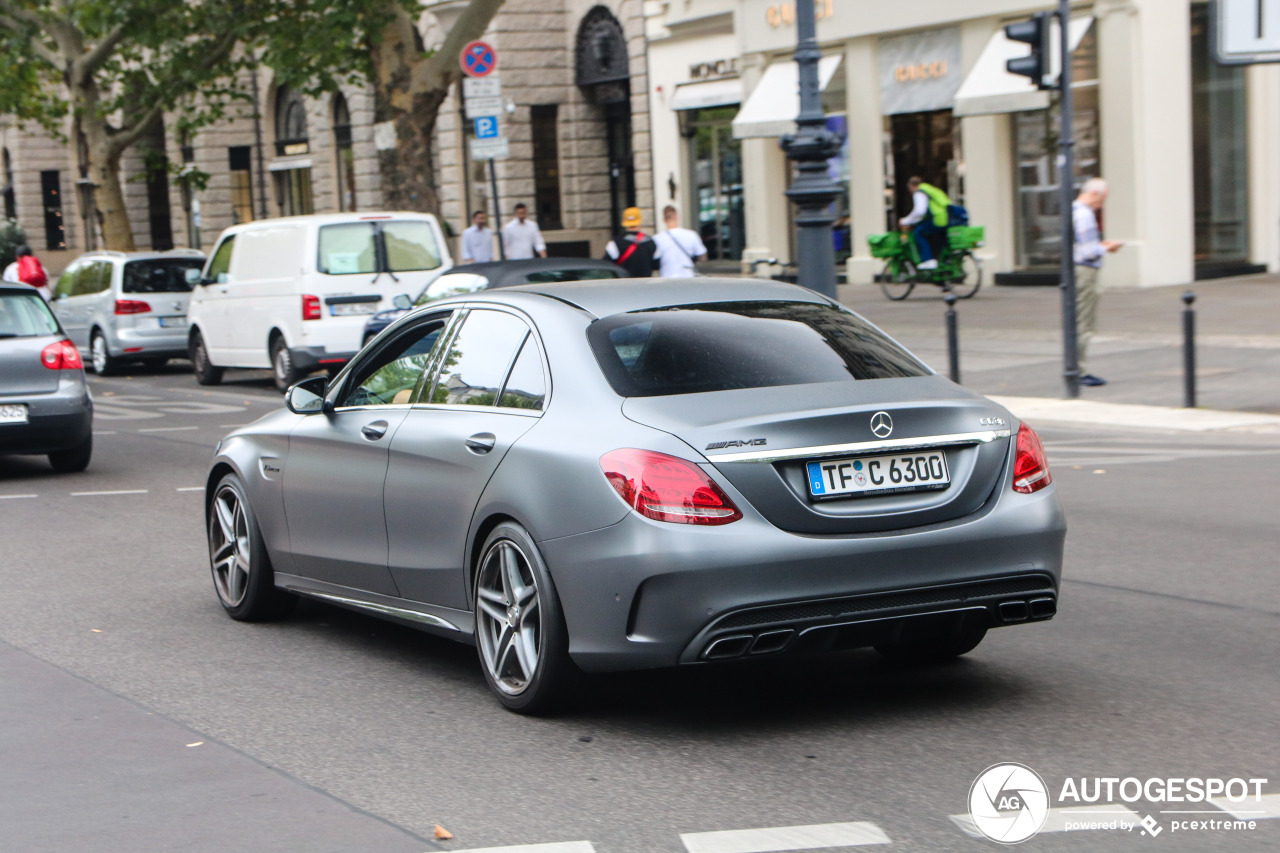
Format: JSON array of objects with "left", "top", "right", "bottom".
[{"left": 988, "top": 396, "right": 1280, "bottom": 434}]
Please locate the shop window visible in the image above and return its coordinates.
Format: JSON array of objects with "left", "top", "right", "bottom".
[
  {"left": 40, "top": 170, "right": 65, "bottom": 251},
  {"left": 229, "top": 146, "right": 254, "bottom": 224},
  {"left": 687, "top": 106, "right": 745, "bottom": 261},
  {"left": 531, "top": 105, "right": 562, "bottom": 231}
]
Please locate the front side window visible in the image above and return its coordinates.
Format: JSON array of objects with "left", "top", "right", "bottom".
[
  {"left": 428, "top": 310, "right": 530, "bottom": 406},
  {"left": 588, "top": 301, "right": 929, "bottom": 398},
  {"left": 340, "top": 316, "right": 450, "bottom": 408},
  {"left": 123, "top": 259, "right": 205, "bottom": 293},
  {"left": 207, "top": 237, "right": 235, "bottom": 284},
  {"left": 318, "top": 223, "right": 378, "bottom": 275},
  {"left": 0, "top": 292, "right": 60, "bottom": 337}
]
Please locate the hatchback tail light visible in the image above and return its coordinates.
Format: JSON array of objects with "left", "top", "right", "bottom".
[
  {"left": 1012, "top": 422, "right": 1052, "bottom": 494},
  {"left": 302, "top": 294, "right": 322, "bottom": 321},
  {"left": 600, "top": 449, "right": 743, "bottom": 525},
  {"left": 114, "top": 299, "right": 151, "bottom": 315},
  {"left": 41, "top": 339, "right": 84, "bottom": 370}
]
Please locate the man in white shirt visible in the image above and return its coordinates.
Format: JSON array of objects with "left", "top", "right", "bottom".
[
  {"left": 459, "top": 210, "right": 494, "bottom": 264},
  {"left": 501, "top": 203, "right": 546, "bottom": 260},
  {"left": 652, "top": 205, "right": 707, "bottom": 278}
]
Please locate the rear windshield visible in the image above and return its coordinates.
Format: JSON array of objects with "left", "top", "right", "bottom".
[
  {"left": 587, "top": 301, "right": 929, "bottom": 397},
  {"left": 0, "top": 292, "right": 60, "bottom": 338},
  {"left": 319, "top": 221, "right": 442, "bottom": 275},
  {"left": 123, "top": 258, "right": 204, "bottom": 293}
]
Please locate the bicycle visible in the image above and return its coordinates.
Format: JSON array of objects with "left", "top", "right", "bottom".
[{"left": 868, "top": 225, "right": 985, "bottom": 301}]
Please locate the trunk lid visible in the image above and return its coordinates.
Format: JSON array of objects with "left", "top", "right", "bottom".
[
  {"left": 623, "top": 376, "right": 1013, "bottom": 534},
  {"left": 0, "top": 335, "right": 62, "bottom": 396}
]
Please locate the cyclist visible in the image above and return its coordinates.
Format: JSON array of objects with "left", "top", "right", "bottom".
[{"left": 898, "top": 176, "right": 951, "bottom": 270}]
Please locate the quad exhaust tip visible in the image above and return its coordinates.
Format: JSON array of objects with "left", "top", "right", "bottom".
[
  {"left": 998, "top": 600, "right": 1030, "bottom": 622},
  {"left": 1029, "top": 596, "right": 1057, "bottom": 619},
  {"left": 702, "top": 629, "right": 796, "bottom": 660}
]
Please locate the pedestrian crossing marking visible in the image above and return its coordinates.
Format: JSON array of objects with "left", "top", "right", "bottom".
[{"left": 680, "top": 821, "right": 891, "bottom": 853}]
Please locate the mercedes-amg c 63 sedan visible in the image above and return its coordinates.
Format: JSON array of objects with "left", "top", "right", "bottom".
[{"left": 204, "top": 279, "right": 1065, "bottom": 713}]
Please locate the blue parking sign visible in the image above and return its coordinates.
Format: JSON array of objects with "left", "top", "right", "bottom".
[{"left": 474, "top": 117, "right": 499, "bottom": 139}]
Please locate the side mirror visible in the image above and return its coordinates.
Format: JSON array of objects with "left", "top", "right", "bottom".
[
  {"left": 285, "top": 375, "right": 332, "bottom": 415},
  {"left": 392, "top": 293, "right": 412, "bottom": 311},
  {"left": 184, "top": 268, "right": 203, "bottom": 287}
]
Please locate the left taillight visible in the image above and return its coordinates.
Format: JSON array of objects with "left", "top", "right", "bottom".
[
  {"left": 41, "top": 339, "right": 84, "bottom": 371},
  {"left": 1012, "top": 422, "right": 1052, "bottom": 494},
  {"left": 600, "top": 449, "right": 743, "bottom": 525},
  {"left": 302, "top": 294, "right": 322, "bottom": 321}
]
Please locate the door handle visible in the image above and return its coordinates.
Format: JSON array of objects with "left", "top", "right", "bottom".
[
  {"left": 361, "top": 420, "right": 389, "bottom": 441},
  {"left": 465, "top": 432, "right": 496, "bottom": 454}
]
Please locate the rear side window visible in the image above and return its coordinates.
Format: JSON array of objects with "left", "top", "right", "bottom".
[
  {"left": 318, "top": 223, "right": 377, "bottom": 274},
  {"left": 0, "top": 292, "right": 59, "bottom": 337},
  {"left": 498, "top": 337, "right": 546, "bottom": 410},
  {"left": 123, "top": 259, "right": 204, "bottom": 293},
  {"left": 54, "top": 264, "right": 80, "bottom": 299},
  {"left": 427, "top": 310, "right": 529, "bottom": 406},
  {"left": 73, "top": 261, "right": 109, "bottom": 296},
  {"left": 383, "top": 221, "right": 441, "bottom": 272},
  {"left": 588, "top": 301, "right": 929, "bottom": 397}
]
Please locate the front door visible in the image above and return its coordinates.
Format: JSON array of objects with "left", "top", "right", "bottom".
[{"left": 283, "top": 313, "right": 453, "bottom": 595}]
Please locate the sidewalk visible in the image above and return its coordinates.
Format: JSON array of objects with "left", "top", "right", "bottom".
[{"left": 839, "top": 272, "right": 1280, "bottom": 431}]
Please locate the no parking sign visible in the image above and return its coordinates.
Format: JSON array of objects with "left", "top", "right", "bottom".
[{"left": 460, "top": 41, "right": 497, "bottom": 77}]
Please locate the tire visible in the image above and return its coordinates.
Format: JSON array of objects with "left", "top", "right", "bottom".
[
  {"left": 270, "top": 335, "right": 302, "bottom": 392},
  {"left": 190, "top": 331, "right": 223, "bottom": 386},
  {"left": 207, "top": 473, "right": 296, "bottom": 621},
  {"left": 48, "top": 433, "right": 92, "bottom": 473},
  {"left": 875, "top": 619, "right": 987, "bottom": 665},
  {"left": 473, "top": 522, "right": 578, "bottom": 714},
  {"left": 90, "top": 329, "right": 121, "bottom": 376},
  {"left": 950, "top": 252, "right": 982, "bottom": 299},
  {"left": 879, "top": 260, "right": 916, "bottom": 301}
]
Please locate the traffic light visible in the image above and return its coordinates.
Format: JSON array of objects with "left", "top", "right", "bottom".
[{"left": 1005, "top": 12, "right": 1054, "bottom": 90}]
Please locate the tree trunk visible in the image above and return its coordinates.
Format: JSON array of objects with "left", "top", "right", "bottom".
[
  {"left": 71, "top": 79, "right": 137, "bottom": 251},
  {"left": 376, "top": 89, "right": 447, "bottom": 214}
]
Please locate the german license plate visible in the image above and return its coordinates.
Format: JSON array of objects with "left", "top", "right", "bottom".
[
  {"left": 0, "top": 403, "right": 29, "bottom": 424},
  {"left": 806, "top": 450, "right": 950, "bottom": 498},
  {"left": 158, "top": 316, "right": 187, "bottom": 328},
  {"left": 331, "top": 302, "right": 378, "bottom": 316}
]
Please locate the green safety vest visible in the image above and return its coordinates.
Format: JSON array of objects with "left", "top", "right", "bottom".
[{"left": 918, "top": 182, "right": 951, "bottom": 227}]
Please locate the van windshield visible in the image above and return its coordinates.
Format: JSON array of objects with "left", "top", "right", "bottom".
[{"left": 318, "top": 221, "right": 443, "bottom": 275}]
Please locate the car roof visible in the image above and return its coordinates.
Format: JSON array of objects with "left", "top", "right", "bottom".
[
  {"left": 0, "top": 283, "right": 51, "bottom": 296},
  {"left": 475, "top": 277, "right": 832, "bottom": 319},
  {"left": 70, "top": 249, "right": 206, "bottom": 263},
  {"left": 219, "top": 211, "right": 439, "bottom": 234},
  {"left": 444, "top": 257, "right": 622, "bottom": 288}
]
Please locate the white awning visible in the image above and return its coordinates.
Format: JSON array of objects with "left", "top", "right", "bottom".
[
  {"left": 669, "top": 77, "right": 743, "bottom": 111},
  {"left": 732, "top": 54, "right": 844, "bottom": 139},
  {"left": 953, "top": 17, "right": 1094, "bottom": 118},
  {"left": 267, "top": 157, "right": 313, "bottom": 172}
]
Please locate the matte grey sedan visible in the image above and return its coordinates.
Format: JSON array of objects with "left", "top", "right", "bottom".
[{"left": 204, "top": 279, "right": 1065, "bottom": 713}]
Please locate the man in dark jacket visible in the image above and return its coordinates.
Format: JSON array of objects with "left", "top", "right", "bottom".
[{"left": 603, "top": 207, "right": 660, "bottom": 277}]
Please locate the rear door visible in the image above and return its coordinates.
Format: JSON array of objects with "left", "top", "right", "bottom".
[
  {"left": 383, "top": 307, "right": 543, "bottom": 607},
  {"left": 283, "top": 310, "right": 455, "bottom": 595},
  {"left": 58, "top": 260, "right": 108, "bottom": 348}
]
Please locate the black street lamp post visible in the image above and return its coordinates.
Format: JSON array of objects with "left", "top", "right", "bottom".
[{"left": 780, "top": 0, "right": 842, "bottom": 299}]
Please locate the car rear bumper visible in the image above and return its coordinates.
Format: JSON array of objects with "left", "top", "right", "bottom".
[
  {"left": 290, "top": 346, "right": 358, "bottom": 373},
  {"left": 0, "top": 382, "right": 93, "bottom": 455},
  {"left": 111, "top": 326, "right": 190, "bottom": 359},
  {"left": 539, "top": 484, "right": 1066, "bottom": 673}
]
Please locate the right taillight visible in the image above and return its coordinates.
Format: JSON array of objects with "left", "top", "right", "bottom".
[
  {"left": 1012, "top": 422, "right": 1052, "bottom": 494},
  {"left": 600, "top": 449, "right": 743, "bottom": 525},
  {"left": 302, "top": 294, "right": 322, "bottom": 321}
]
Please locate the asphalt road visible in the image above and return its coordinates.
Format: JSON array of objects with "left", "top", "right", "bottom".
[{"left": 1, "top": 364, "right": 1277, "bottom": 852}]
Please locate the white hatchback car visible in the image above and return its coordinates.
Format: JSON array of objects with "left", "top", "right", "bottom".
[
  {"left": 49, "top": 249, "right": 207, "bottom": 375},
  {"left": 186, "top": 212, "right": 452, "bottom": 390}
]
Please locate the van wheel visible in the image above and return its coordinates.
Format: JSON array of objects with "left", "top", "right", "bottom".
[
  {"left": 90, "top": 329, "right": 120, "bottom": 376},
  {"left": 190, "top": 330, "right": 223, "bottom": 386},
  {"left": 271, "top": 336, "right": 301, "bottom": 392}
]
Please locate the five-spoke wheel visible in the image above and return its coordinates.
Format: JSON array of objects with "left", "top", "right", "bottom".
[{"left": 207, "top": 473, "right": 295, "bottom": 621}]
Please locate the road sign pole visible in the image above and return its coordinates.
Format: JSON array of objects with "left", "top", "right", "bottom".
[
  {"left": 1058, "top": 0, "right": 1080, "bottom": 399},
  {"left": 490, "top": 159, "right": 505, "bottom": 260}
]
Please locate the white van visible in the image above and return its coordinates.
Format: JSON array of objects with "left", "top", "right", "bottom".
[{"left": 186, "top": 212, "right": 452, "bottom": 390}]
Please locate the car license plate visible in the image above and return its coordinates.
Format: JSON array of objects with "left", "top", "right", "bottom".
[
  {"left": 806, "top": 450, "right": 950, "bottom": 498},
  {"left": 0, "top": 403, "right": 29, "bottom": 425},
  {"left": 158, "top": 316, "right": 187, "bottom": 328},
  {"left": 331, "top": 302, "right": 378, "bottom": 316}
]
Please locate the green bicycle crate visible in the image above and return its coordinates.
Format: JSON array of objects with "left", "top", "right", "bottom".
[
  {"left": 948, "top": 225, "right": 984, "bottom": 250},
  {"left": 868, "top": 232, "right": 906, "bottom": 258}
]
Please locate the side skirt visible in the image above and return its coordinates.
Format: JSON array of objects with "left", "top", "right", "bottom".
[{"left": 275, "top": 573, "right": 476, "bottom": 643}]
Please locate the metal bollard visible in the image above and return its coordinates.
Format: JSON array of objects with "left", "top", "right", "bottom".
[
  {"left": 1182, "top": 290, "right": 1196, "bottom": 408},
  {"left": 944, "top": 291, "right": 960, "bottom": 384}
]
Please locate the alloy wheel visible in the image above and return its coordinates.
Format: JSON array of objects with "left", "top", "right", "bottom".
[
  {"left": 475, "top": 539, "right": 543, "bottom": 695},
  {"left": 91, "top": 334, "right": 108, "bottom": 374},
  {"left": 210, "top": 485, "right": 252, "bottom": 607}
]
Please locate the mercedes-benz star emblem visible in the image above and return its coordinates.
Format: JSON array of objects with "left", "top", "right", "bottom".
[{"left": 870, "top": 411, "right": 894, "bottom": 438}]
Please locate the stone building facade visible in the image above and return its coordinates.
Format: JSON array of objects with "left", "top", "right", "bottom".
[{"left": 0, "top": 0, "right": 652, "bottom": 266}]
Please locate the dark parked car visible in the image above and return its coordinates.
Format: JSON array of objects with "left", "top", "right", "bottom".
[
  {"left": 361, "top": 257, "right": 622, "bottom": 345},
  {"left": 0, "top": 284, "right": 94, "bottom": 472},
  {"left": 206, "top": 278, "right": 1064, "bottom": 713}
]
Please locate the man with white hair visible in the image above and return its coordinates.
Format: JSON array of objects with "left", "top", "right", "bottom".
[{"left": 1073, "top": 177, "right": 1122, "bottom": 386}]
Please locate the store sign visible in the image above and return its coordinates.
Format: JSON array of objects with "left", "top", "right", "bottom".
[
  {"left": 765, "top": 0, "right": 835, "bottom": 28},
  {"left": 878, "top": 27, "right": 961, "bottom": 115},
  {"left": 690, "top": 58, "right": 738, "bottom": 80}
]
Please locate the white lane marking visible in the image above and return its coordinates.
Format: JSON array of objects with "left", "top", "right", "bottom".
[
  {"left": 0, "top": 494, "right": 38, "bottom": 500},
  {"left": 449, "top": 843, "right": 596, "bottom": 853},
  {"left": 1209, "top": 793, "right": 1280, "bottom": 819},
  {"left": 951, "top": 805, "right": 1141, "bottom": 838},
  {"left": 93, "top": 431, "right": 118, "bottom": 436},
  {"left": 218, "top": 423, "right": 250, "bottom": 428},
  {"left": 70, "top": 489, "right": 149, "bottom": 497},
  {"left": 681, "top": 822, "right": 890, "bottom": 853},
  {"left": 137, "top": 426, "right": 200, "bottom": 433},
  {"left": 176, "top": 487, "right": 204, "bottom": 492}
]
